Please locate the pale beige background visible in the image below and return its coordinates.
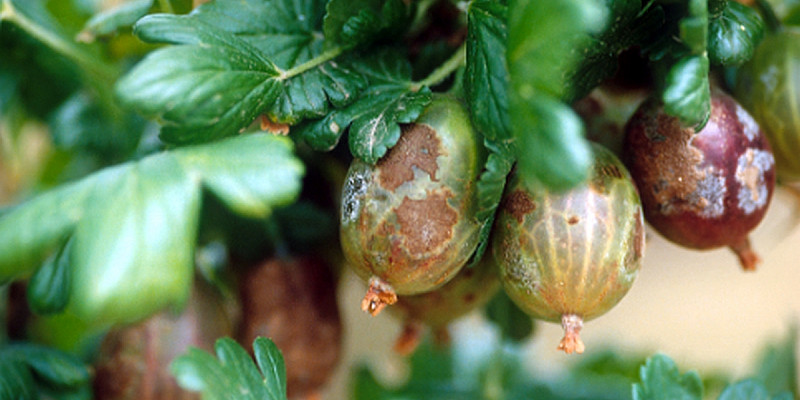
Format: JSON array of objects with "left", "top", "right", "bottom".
[{"left": 323, "top": 186, "right": 800, "bottom": 399}]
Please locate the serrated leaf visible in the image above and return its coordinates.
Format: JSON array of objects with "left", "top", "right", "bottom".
[
  {"left": 0, "top": 134, "right": 303, "bottom": 325},
  {"left": 117, "top": 0, "right": 366, "bottom": 144},
  {"left": 708, "top": 1, "right": 765, "bottom": 66},
  {"left": 79, "top": 0, "right": 153, "bottom": 39},
  {"left": 632, "top": 354, "right": 703, "bottom": 400},
  {"left": 296, "top": 50, "right": 432, "bottom": 162},
  {"left": 170, "top": 337, "right": 287, "bottom": 400},
  {"left": 26, "top": 238, "right": 72, "bottom": 315},
  {"left": 662, "top": 55, "right": 710, "bottom": 128},
  {"left": 507, "top": 0, "right": 603, "bottom": 190},
  {"left": 465, "top": 0, "right": 510, "bottom": 143}
]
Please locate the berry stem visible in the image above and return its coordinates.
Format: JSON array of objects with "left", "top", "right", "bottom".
[
  {"left": 393, "top": 322, "right": 423, "bottom": 355},
  {"left": 729, "top": 236, "right": 760, "bottom": 272},
  {"left": 361, "top": 276, "right": 397, "bottom": 316},
  {"left": 557, "top": 314, "right": 585, "bottom": 354}
]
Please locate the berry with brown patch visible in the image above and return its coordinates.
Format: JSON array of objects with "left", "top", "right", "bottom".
[
  {"left": 624, "top": 88, "right": 775, "bottom": 271},
  {"left": 493, "top": 144, "right": 645, "bottom": 354},
  {"left": 340, "top": 96, "right": 485, "bottom": 316}
]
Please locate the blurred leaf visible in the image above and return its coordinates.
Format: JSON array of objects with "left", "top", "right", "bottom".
[
  {"left": 297, "top": 49, "right": 431, "bottom": 162},
  {"left": 632, "top": 354, "right": 703, "bottom": 400},
  {"left": 352, "top": 366, "right": 392, "bottom": 400},
  {"left": 0, "top": 343, "right": 90, "bottom": 400},
  {"left": 752, "top": 326, "right": 798, "bottom": 398},
  {"left": 170, "top": 337, "right": 287, "bottom": 400},
  {"left": 507, "top": 0, "right": 603, "bottom": 190},
  {"left": 273, "top": 201, "right": 336, "bottom": 251},
  {"left": 484, "top": 290, "right": 534, "bottom": 343},
  {"left": 510, "top": 95, "right": 593, "bottom": 191},
  {"left": 662, "top": 55, "right": 710, "bottom": 128},
  {"left": 0, "top": 134, "right": 303, "bottom": 325},
  {"left": 465, "top": 0, "right": 510, "bottom": 143},
  {"left": 79, "top": 0, "right": 153, "bottom": 39},
  {"left": 708, "top": 1, "right": 765, "bottom": 66},
  {"left": 118, "top": 0, "right": 367, "bottom": 144},
  {"left": 717, "top": 379, "right": 792, "bottom": 400},
  {"left": 49, "top": 91, "right": 144, "bottom": 161},
  {"left": 26, "top": 238, "right": 71, "bottom": 315},
  {"left": 323, "top": 0, "right": 411, "bottom": 49}
]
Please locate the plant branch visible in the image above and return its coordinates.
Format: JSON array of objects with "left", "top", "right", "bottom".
[
  {"left": 0, "top": 0, "right": 118, "bottom": 84},
  {"left": 279, "top": 46, "right": 344, "bottom": 81},
  {"left": 411, "top": 42, "right": 467, "bottom": 92}
]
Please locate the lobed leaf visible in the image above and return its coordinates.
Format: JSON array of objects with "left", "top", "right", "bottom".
[
  {"left": 708, "top": 1, "right": 765, "bottom": 66},
  {"left": 296, "top": 50, "right": 432, "bottom": 163},
  {"left": 118, "top": 0, "right": 366, "bottom": 144},
  {"left": 170, "top": 337, "right": 287, "bottom": 400},
  {"left": 632, "top": 354, "right": 703, "bottom": 400},
  {"left": 0, "top": 343, "right": 90, "bottom": 400},
  {"left": 0, "top": 134, "right": 303, "bottom": 325}
]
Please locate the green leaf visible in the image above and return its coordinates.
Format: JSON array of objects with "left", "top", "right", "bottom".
[
  {"left": 352, "top": 366, "right": 391, "bottom": 400},
  {"left": 717, "top": 379, "right": 792, "bottom": 400},
  {"left": 118, "top": 0, "right": 367, "bottom": 144},
  {"left": 468, "top": 142, "right": 514, "bottom": 267},
  {"left": 297, "top": 50, "right": 432, "bottom": 161},
  {"left": 632, "top": 354, "right": 703, "bottom": 400},
  {"left": 0, "top": 343, "right": 90, "bottom": 400},
  {"left": 323, "top": 0, "right": 410, "bottom": 49},
  {"left": 485, "top": 290, "right": 534, "bottom": 343},
  {"left": 49, "top": 91, "right": 144, "bottom": 160},
  {"left": 708, "top": 1, "right": 765, "bottom": 66},
  {"left": 662, "top": 55, "right": 710, "bottom": 128},
  {"left": 79, "top": 0, "right": 153, "bottom": 40},
  {"left": 0, "top": 134, "right": 303, "bottom": 325},
  {"left": 465, "top": 0, "right": 510, "bottom": 143},
  {"left": 170, "top": 337, "right": 287, "bottom": 400},
  {"left": 507, "top": 0, "right": 604, "bottom": 190},
  {"left": 752, "top": 326, "right": 798, "bottom": 398},
  {"left": 26, "top": 238, "right": 72, "bottom": 315},
  {"left": 510, "top": 95, "right": 593, "bottom": 191}
]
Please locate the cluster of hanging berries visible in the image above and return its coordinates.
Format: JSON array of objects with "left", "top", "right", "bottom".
[{"left": 340, "top": 84, "right": 780, "bottom": 354}]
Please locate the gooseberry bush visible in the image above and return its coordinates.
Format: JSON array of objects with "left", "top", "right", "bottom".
[{"left": 0, "top": 0, "right": 798, "bottom": 399}]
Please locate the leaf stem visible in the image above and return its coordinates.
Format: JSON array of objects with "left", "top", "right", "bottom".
[
  {"left": 0, "top": 0, "right": 118, "bottom": 84},
  {"left": 279, "top": 46, "right": 344, "bottom": 81},
  {"left": 411, "top": 42, "right": 467, "bottom": 92}
]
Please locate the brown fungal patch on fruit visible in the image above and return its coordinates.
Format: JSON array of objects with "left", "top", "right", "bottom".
[
  {"left": 395, "top": 189, "right": 458, "bottom": 255},
  {"left": 568, "top": 216, "right": 580, "bottom": 225},
  {"left": 378, "top": 123, "right": 442, "bottom": 191},
  {"left": 503, "top": 189, "right": 536, "bottom": 223},
  {"left": 735, "top": 148, "right": 775, "bottom": 214}
]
